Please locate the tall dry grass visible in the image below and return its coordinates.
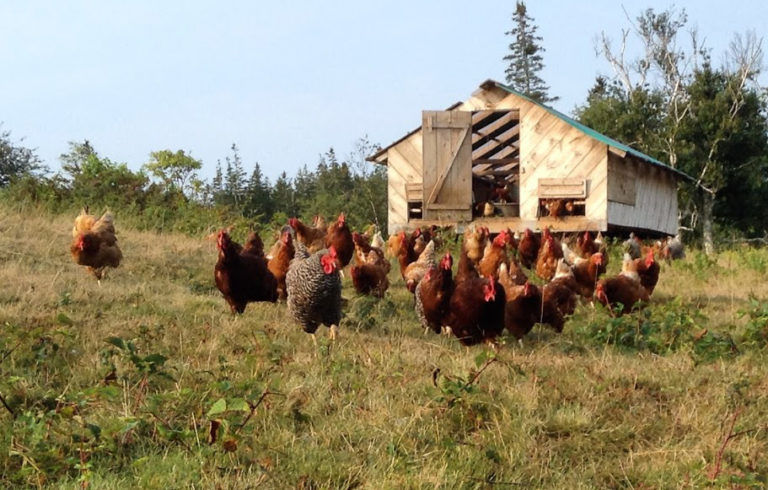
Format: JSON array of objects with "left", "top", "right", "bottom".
[{"left": 0, "top": 204, "right": 766, "bottom": 488}]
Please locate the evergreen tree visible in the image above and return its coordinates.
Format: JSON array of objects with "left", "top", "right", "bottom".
[
  {"left": 271, "top": 171, "right": 295, "bottom": 217},
  {"left": 503, "top": 1, "right": 557, "bottom": 103},
  {"left": 223, "top": 144, "right": 247, "bottom": 209},
  {"left": 244, "top": 162, "right": 273, "bottom": 220},
  {"left": 293, "top": 164, "right": 316, "bottom": 217}
]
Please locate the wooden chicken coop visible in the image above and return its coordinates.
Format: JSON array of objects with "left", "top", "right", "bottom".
[{"left": 368, "top": 79, "right": 692, "bottom": 236}]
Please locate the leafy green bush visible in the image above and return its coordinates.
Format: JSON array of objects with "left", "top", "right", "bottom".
[
  {"left": 739, "top": 296, "right": 768, "bottom": 347},
  {"left": 572, "top": 298, "right": 705, "bottom": 354}
]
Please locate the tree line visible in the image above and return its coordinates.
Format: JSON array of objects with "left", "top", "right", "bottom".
[{"left": 0, "top": 133, "right": 386, "bottom": 236}]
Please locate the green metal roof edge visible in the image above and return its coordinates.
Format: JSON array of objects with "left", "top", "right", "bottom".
[{"left": 490, "top": 80, "right": 694, "bottom": 181}]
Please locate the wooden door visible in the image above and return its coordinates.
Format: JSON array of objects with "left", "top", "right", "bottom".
[{"left": 421, "top": 110, "right": 472, "bottom": 221}]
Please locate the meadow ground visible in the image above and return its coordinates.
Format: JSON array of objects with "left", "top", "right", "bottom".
[{"left": 0, "top": 203, "right": 767, "bottom": 489}]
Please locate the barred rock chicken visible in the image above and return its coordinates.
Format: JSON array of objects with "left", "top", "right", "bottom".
[
  {"left": 289, "top": 217, "right": 327, "bottom": 253},
  {"left": 595, "top": 255, "right": 650, "bottom": 315},
  {"left": 571, "top": 252, "right": 606, "bottom": 298},
  {"left": 535, "top": 229, "right": 564, "bottom": 281},
  {"left": 517, "top": 228, "right": 541, "bottom": 269},
  {"left": 214, "top": 230, "right": 278, "bottom": 313},
  {"left": 415, "top": 252, "right": 454, "bottom": 334},
  {"left": 326, "top": 212, "right": 355, "bottom": 268},
  {"left": 286, "top": 244, "right": 342, "bottom": 342},
  {"left": 635, "top": 249, "right": 660, "bottom": 295},
  {"left": 404, "top": 240, "right": 436, "bottom": 293},
  {"left": 70, "top": 208, "right": 123, "bottom": 282},
  {"left": 444, "top": 275, "right": 506, "bottom": 346},
  {"left": 350, "top": 260, "right": 389, "bottom": 298},
  {"left": 267, "top": 230, "right": 295, "bottom": 300},
  {"left": 477, "top": 230, "right": 510, "bottom": 279}
]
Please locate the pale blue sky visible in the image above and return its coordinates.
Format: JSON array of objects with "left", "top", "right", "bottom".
[{"left": 1, "top": 1, "right": 766, "bottom": 182}]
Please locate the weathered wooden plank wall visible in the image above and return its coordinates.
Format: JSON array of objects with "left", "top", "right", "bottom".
[{"left": 607, "top": 154, "right": 678, "bottom": 235}]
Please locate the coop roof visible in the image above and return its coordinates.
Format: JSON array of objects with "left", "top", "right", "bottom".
[
  {"left": 368, "top": 79, "right": 694, "bottom": 182},
  {"left": 486, "top": 80, "right": 693, "bottom": 181}
]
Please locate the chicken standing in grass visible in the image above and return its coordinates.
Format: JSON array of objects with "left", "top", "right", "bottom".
[
  {"left": 325, "top": 212, "right": 355, "bottom": 268},
  {"left": 477, "top": 230, "right": 511, "bottom": 279},
  {"left": 415, "top": 252, "right": 454, "bottom": 334},
  {"left": 289, "top": 216, "right": 326, "bottom": 253},
  {"left": 404, "top": 240, "right": 436, "bottom": 293},
  {"left": 214, "top": 230, "right": 278, "bottom": 313},
  {"left": 70, "top": 207, "right": 123, "bottom": 282},
  {"left": 286, "top": 243, "right": 342, "bottom": 343},
  {"left": 444, "top": 274, "right": 506, "bottom": 347},
  {"left": 267, "top": 230, "right": 295, "bottom": 300},
  {"left": 635, "top": 249, "right": 660, "bottom": 295},
  {"left": 595, "top": 254, "right": 650, "bottom": 315},
  {"left": 517, "top": 228, "right": 540, "bottom": 269}
]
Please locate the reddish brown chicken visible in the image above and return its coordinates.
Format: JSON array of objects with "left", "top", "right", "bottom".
[
  {"left": 541, "top": 260, "right": 579, "bottom": 332},
  {"left": 352, "top": 231, "right": 387, "bottom": 268},
  {"left": 535, "top": 229, "right": 564, "bottom": 281},
  {"left": 415, "top": 252, "right": 454, "bottom": 334},
  {"left": 396, "top": 231, "right": 417, "bottom": 279},
  {"left": 517, "top": 228, "right": 541, "bottom": 269},
  {"left": 444, "top": 275, "right": 506, "bottom": 346},
  {"left": 267, "top": 230, "right": 295, "bottom": 300},
  {"left": 242, "top": 231, "right": 265, "bottom": 257},
  {"left": 634, "top": 249, "right": 660, "bottom": 295},
  {"left": 214, "top": 230, "right": 278, "bottom": 313},
  {"left": 350, "top": 261, "right": 390, "bottom": 298},
  {"left": 325, "top": 212, "right": 354, "bottom": 268},
  {"left": 411, "top": 228, "right": 427, "bottom": 256},
  {"left": 500, "top": 280, "right": 543, "bottom": 340},
  {"left": 477, "top": 230, "right": 510, "bottom": 279},
  {"left": 576, "top": 231, "right": 599, "bottom": 258},
  {"left": 289, "top": 217, "right": 326, "bottom": 252},
  {"left": 454, "top": 248, "right": 480, "bottom": 284},
  {"left": 571, "top": 252, "right": 606, "bottom": 298},
  {"left": 595, "top": 256, "right": 650, "bottom": 315}
]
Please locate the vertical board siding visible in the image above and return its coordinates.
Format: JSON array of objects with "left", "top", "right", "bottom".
[
  {"left": 383, "top": 84, "right": 678, "bottom": 235},
  {"left": 607, "top": 156, "right": 678, "bottom": 234}
]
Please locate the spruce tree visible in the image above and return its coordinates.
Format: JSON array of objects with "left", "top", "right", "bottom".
[
  {"left": 503, "top": 1, "right": 557, "bottom": 103},
  {"left": 245, "top": 162, "right": 273, "bottom": 220}
]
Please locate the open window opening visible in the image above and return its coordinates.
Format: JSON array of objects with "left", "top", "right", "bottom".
[
  {"left": 405, "top": 183, "right": 423, "bottom": 220},
  {"left": 537, "top": 178, "right": 587, "bottom": 218},
  {"left": 470, "top": 110, "right": 521, "bottom": 218}
]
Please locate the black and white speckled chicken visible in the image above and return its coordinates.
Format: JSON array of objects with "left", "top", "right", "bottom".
[{"left": 286, "top": 242, "right": 343, "bottom": 343}]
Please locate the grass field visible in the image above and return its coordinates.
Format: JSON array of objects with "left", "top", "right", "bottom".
[{"left": 1, "top": 203, "right": 767, "bottom": 489}]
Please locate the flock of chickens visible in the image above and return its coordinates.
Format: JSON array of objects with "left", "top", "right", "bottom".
[{"left": 68, "top": 206, "right": 684, "bottom": 348}]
